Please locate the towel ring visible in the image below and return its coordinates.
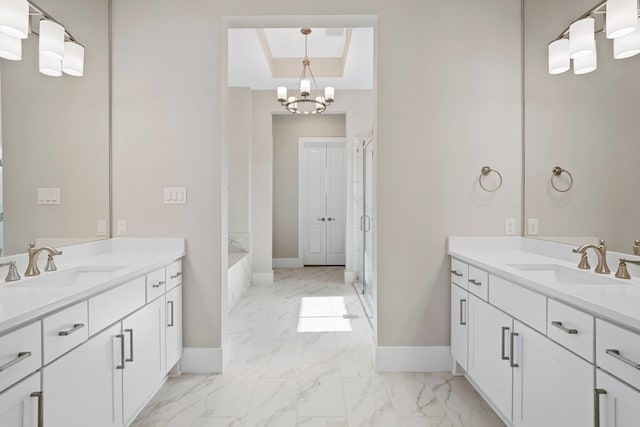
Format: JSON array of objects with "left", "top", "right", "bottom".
[
  {"left": 478, "top": 166, "right": 502, "bottom": 192},
  {"left": 551, "top": 166, "right": 573, "bottom": 192}
]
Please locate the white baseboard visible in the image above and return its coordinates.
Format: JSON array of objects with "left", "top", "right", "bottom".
[
  {"left": 181, "top": 347, "right": 223, "bottom": 373},
  {"left": 252, "top": 271, "right": 274, "bottom": 285},
  {"left": 272, "top": 258, "right": 303, "bottom": 268},
  {"left": 344, "top": 271, "right": 354, "bottom": 284},
  {"left": 375, "top": 346, "right": 451, "bottom": 372}
]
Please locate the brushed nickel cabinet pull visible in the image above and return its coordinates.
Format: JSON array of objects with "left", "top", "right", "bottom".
[
  {"left": 58, "top": 323, "right": 85, "bottom": 336},
  {"left": 468, "top": 279, "right": 482, "bottom": 286},
  {"left": 594, "top": 388, "right": 607, "bottom": 427},
  {"left": 510, "top": 332, "right": 519, "bottom": 367},
  {"left": 152, "top": 281, "right": 166, "bottom": 288},
  {"left": 501, "top": 327, "right": 510, "bottom": 361},
  {"left": 125, "top": 329, "right": 134, "bottom": 363},
  {"left": 605, "top": 349, "right": 640, "bottom": 369},
  {"left": 459, "top": 299, "right": 466, "bottom": 325},
  {"left": 551, "top": 321, "right": 578, "bottom": 334},
  {"left": 168, "top": 301, "right": 175, "bottom": 327},
  {"left": 170, "top": 272, "right": 182, "bottom": 279},
  {"left": 451, "top": 270, "right": 463, "bottom": 277},
  {"left": 30, "top": 391, "right": 43, "bottom": 427},
  {"left": 116, "top": 334, "right": 125, "bottom": 369},
  {"left": 0, "top": 351, "right": 32, "bottom": 372}
]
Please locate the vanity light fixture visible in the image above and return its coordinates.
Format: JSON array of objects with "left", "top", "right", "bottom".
[
  {"left": 548, "top": 0, "right": 640, "bottom": 75},
  {"left": 0, "top": 0, "right": 85, "bottom": 76},
  {"left": 276, "top": 28, "right": 335, "bottom": 115}
]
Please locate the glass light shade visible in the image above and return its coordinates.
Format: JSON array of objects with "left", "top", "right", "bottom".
[
  {"left": 0, "top": 31, "right": 21, "bottom": 60},
  {"left": 39, "top": 20, "right": 65, "bottom": 60},
  {"left": 573, "top": 50, "right": 597, "bottom": 74},
  {"left": 287, "top": 96, "right": 297, "bottom": 111},
  {"left": 614, "top": 20, "right": 640, "bottom": 58},
  {"left": 39, "top": 53, "right": 62, "bottom": 77},
  {"left": 277, "top": 86, "right": 287, "bottom": 102},
  {"left": 62, "top": 42, "right": 84, "bottom": 76},
  {"left": 0, "top": 0, "right": 28, "bottom": 39},
  {"left": 300, "top": 79, "right": 310, "bottom": 96},
  {"left": 325, "top": 87, "right": 334, "bottom": 102},
  {"left": 606, "top": 0, "right": 638, "bottom": 39},
  {"left": 315, "top": 96, "right": 324, "bottom": 111},
  {"left": 548, "top": 39, "right": 570, "bottom": 74},
  {"left": 569, "top": 18, "right": 595, "bottom": 59}
]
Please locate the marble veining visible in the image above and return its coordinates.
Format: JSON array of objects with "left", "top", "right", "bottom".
[{"left": 132, "top": 267, "right": 503, "bottom": 427}]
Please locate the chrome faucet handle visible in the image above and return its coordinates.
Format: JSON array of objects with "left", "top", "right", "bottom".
[
  {"left": 634, "top": 240, "right": 640, "bottom": 256},
  {"left": 0, "top": 261, "right": 21, "bottom": 282},
  {"left": 577, "top": 253, "right": 590, "bottom": 270},
  {"left": 616, "top": 258, "right": 640, "bottom": 279},
  {"left": 44, "top": 254, "right": 57, "bottom": 272}
]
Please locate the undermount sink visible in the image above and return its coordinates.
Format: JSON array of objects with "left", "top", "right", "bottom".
[
  {"left": 18, "top": 265, "right": 127, "bottom": 288},
  {"left": 507, "top": 263, "right": 626, "bottom": 286}
]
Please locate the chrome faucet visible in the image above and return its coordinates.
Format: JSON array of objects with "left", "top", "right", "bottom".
[
  {"left": 24, "top": 242, "right": 62, "bottom": 276},
  {"left": 572, "top": 240, "right": 611, "bottom": 274}
]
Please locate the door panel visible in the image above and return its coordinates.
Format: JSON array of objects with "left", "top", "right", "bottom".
[
  {"left": 326, "top": 145, "right": 346, "bottom": 265},
  {"left": 303, "top": 146, "right": 327, "bottom": 265},
  {"left": 597, "top": 369, "right": 640, "bottom": 427}
]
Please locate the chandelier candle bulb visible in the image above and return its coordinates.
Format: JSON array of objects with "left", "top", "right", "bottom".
[
  {"left": 0, "top": 0, "right": 28, "bottom": 39},
  {"left": 606, "top": 0, "right": 638, "bottom": 39},
  {"left": 300, "top": 79, "right": 311, "bottom": 97},
  {"left": 573, "top": 49, "right": 597, "bottom": 74},
  {"left": 614, "top": 19, "right": 640, "bottom": 58},
  {"left": 325, "top": 87, "right": 334, "bottom": 102},
  {"left": 569, "top": 17, "right": 596, "bottom": 59},
  {"left": 62, "top": 41, "right": 84, "bottom": 76},
  {"left": 0, "top": 31, "right": 21, "bottom": 60},
  {"left": 39, "top": 20, "right": 65, "bottom": 60},
  {"left": 277, "top": 86, "right": 287, "bottom": 102},
  {"left": 548, "top": 39, "right": 570, "bottom": 74},
  {"left": 39, "top": 52, "right": 61, "bottom": 77}
]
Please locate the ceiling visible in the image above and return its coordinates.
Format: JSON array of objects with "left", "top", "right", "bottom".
[{"left": 228, "top": 27, "right": 374, "bottom": 91}]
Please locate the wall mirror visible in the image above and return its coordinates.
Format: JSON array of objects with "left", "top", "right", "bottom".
[
  {"left": 0, "top": 0, "right": 110, "bottom": 255},
  {"left": 524, "top": 0, "right": 640, "bottom": 253}
]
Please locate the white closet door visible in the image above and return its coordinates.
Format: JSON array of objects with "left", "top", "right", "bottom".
[
  {"left": 303, "top": 145, "right": 328, "bottom": 265},
  {"left": 326, "top": 145, "right": 346, "bottom": 265}
]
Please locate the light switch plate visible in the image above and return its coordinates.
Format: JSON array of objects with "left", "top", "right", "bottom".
[
  {"left": 164, "top": 187, "right": 187, "bottom": 205},
  {"left": 505, "top": 218, "right": 516, "bottom": 236},
  {"left": 37, "top": 188, "right": 61, "bottom": 205},
  {"left": 527, "top": 218, "right": 539, "bottom": 236}
]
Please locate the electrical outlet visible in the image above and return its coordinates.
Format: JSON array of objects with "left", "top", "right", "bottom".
[
  {"left": 97, "top": 219, "right": 107, "bottom": 236},
  {"left": 505, "top": 218, "right": 516, "bottom": 236},
  {"left": 117, "top": 220, "right": 127, "bottom": 236},
  {"left": 527, "top": 218, "right": 539, "bottom": 236}
]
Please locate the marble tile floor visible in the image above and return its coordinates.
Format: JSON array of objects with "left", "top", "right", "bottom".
[{"left": 132, "top": 267, "right": 504, "bottom": 427}]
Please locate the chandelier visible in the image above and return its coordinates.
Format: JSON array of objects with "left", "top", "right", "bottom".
[
  {"left": 548, "top": 0, "right": 640, "bottom": 75},
  {"left": 276, "top": 28, "right": 334, "bottom": 114},
  {"left": 0, "top": 0, "right": 85, "bottom": 77}
]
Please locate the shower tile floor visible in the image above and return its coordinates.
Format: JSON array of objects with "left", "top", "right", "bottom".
[{"left": 131, "top": 267, "right": 504, "bottom": 427}]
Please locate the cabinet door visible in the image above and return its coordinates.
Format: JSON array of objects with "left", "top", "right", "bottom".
[
  {"left": 122, "top": 297, "right": 166, "bottom": 424},
  {"left": 166, "top": 284, "right": 183, "bottom": 371},
  {"left": 467, "top": 294, "right": 513, "bottom": 422},
  {"left": 42, "top": 323, "right": 123, "bottom": 427},
  {"left": 512, "top": 320, "right": 593, "bottom": 427},
  {"left": 0, "top": 374, "right": 40, "bottom": 427},
  {"left": 451, "top": 284, "right": 468, "bottom": 370},
  {"left": 597, "top": 369, "right": 640, "bottom": 427}
]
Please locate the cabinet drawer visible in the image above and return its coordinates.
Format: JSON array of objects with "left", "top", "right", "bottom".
[
  {"left": 489, "top": 275, "right": 546, "bottom": 333},
  {"left": 0, "top": 322, "right": 41, "bottom": 393},
  {"left": 547, "top": 299, "right": 594, "bottom": 362},
  {"left": 146, "top": 267, "right": 166, "bottom": 302},
  {"left": 43, "top": 301, "right": 89, "bottom": 365},
  {"left": 89, "top": 277, "right": 146, "bottom": 335},
  {"left": 450, "top": 259, "right": 468, "bottom": 289},
  {"left": 596, "top": 319, "right": 640, "bottom": 390},
  {"left": 166, "top": 260, "right": 182, "bottom": 291},
  {"left": 468, "top": 266, "right": 488, "bottom": 301}
]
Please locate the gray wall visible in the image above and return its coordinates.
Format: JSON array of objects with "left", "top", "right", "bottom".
[
  {"left": 228, "top": 88, "right": 252, "bottom": 234},
  {"left": 111, "top": 0, "right": 522, "bottom": 350},
  {"left": 272, "top": 114, "right": 346, "bottom": 259}
]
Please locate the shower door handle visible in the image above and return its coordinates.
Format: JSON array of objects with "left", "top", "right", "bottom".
[{"left": 363, "top": 215, "right": 371, "bottom": 232}]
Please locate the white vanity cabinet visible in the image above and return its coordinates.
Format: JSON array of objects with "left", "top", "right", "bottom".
[
  {"left": 0, "top": 374, "right": 40, "bottom": 427},
  {"left": 166, "top": 284, "right": 183, "bottom": 371},
  {"left": 450, "top": 283, "right": 468, "bottom": 370},
  {"left": 596, "top": 369, "right": 640, "bottom": 427}
]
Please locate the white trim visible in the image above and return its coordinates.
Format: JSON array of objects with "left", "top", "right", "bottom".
[
  {"left": 181, "top": 347, "right": 223, "bottom": 373},
  {"left": 375, "top": 346, "right": 452, "bottom": 372},
  {"left": 272, "top": 258, "right": 303, "bottom": 268},
  {"left": 298, "top": 137, "right": 347, "bottom": 267},
  {"left": 344, "top": 271, "right": 354, "bottom": 284},
  {"left": 252, "top": 271, "right": 274, "bottom": 285}
]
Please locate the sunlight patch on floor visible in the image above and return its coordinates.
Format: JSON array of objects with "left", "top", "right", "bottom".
[{"left": 297, "top": 296, "right": 352, "bottom": 332}]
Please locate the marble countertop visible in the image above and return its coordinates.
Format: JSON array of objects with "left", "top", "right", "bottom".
[
  {"left": 449, "top": 237, "right": 640, "bottom": 332},
  {"left": 0, "top": 238, "right": 185, "bottom": 333}
]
